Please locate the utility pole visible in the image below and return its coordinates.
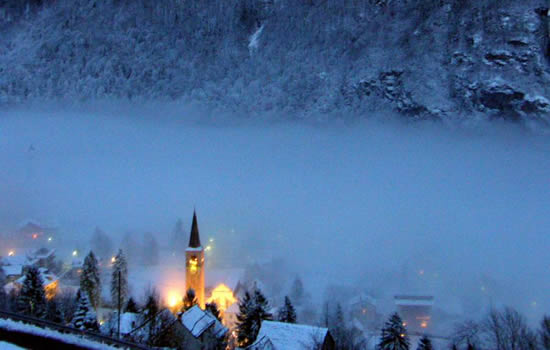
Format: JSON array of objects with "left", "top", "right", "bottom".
[{"left": 117, "top": 270, "right": 121, "bottom": 339}]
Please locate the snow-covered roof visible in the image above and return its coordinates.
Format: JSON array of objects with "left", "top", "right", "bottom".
[
  {"left": 247, "top": 321, "right": 329, "bottom": 350},
  {"left": 2, "top": 265, "right": 23, "bottom": 277},
  {"left": 2, "top": 255, "right": 28, "bottom": 266},
  {"left": 28, "top": 248, "right": 55, "bottom": 260},
  {"left": 394, "top": 295, "right": 434, "bottom": 306},
  {"left": 180, "top": 305, "right": 227, "bottom": 338},
  {"left": 13, "top": 268, "right": 58, "bottom": 287}
]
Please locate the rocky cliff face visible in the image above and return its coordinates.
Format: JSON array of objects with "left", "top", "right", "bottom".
[{"left": 0, "top": 0, "right": 549, "bottom": 127}]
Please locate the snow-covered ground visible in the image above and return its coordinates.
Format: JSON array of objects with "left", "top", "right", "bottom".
[
  {"left": 0, "top": 318, "right": 120, "bottom": 350},
  {"left": 0, "top": 342, "right": 24, "bottom": 350}
]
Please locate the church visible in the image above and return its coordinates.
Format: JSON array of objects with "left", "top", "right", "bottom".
[{"left": 183, "top": 211, "right": 244, "bottom": 327}]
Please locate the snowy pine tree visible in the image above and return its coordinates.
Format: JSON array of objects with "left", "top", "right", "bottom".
[
  {"left": 142, "top": 289, "right": 160, "bottom": 343},
  {"left": 16, "top": 266, "right": 46, "bottom": 318},
  {"left": 206, "top": 302, "right": 222, "bottom": 322},
  {"left": 125, "top": 297, "right": 139, "bottom": 313},
  {"left": 542, "top": 316, "right": 550, "bottom": 350},
  {"left": 72, "top": 290, "right": 99, "bottom": 331},
  {"left": 46, "top": 298, "right": 65, "bottom": 324},
  {"left": 277, "top": 296, "right": 297, "bottom": 323},
  {"left": 182, "top": 288, "right": 198, "bottom": 312},
  {"left": 332, "top": 303, "right": 347, "bottom": 350},
  {"left": 236, "top": 288, "right": 273, "bottom": 347},
  {"left": 416, "top": 335, "right": 433, "bottom": 350},
  {"left": 289, "top": 276, "right": 305, "bottom": 306},
  {"left": 0, "top": 266, "right": 6, "bottom": 310},
  {"left": 110, "top": 249, "right": 128, "bottom": 310},
  {"left": 378, "top": 313, "right": 409, "bottom": 350},
  {"left": 80, "top": 251, "right": 101, "bottom": 309}
]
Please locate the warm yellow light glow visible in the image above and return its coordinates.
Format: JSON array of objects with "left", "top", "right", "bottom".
[
  {"left": 421, "top": 321, "right": 428, "bottom": 328},
  {"left": 72, "top": 250, "right": 78, "bottom": 257},
  {"left": 8, "top": 250, "right": 15, "bottom": 256},
  {"left": 166, "top": 291, "right": 182, "bottom": 308},
  {"left": 45, "top": 280, "right": 59, "bottom": 300},
  {"left": 402, "top": 322, "right": 407, "bottom": 327},
  {"left": 205, "top": 245, "right": 212, "bottom": 251},
  {"left": 400, "top": 333, "right": 405, "bottom": 338},
  {"left": 189, "top": 257, "right": 198, "bottom": 274},
  {"left": 32, "top": 233, "right": 38, "bottom": 239},
  {"left": 111, "top": 256, "right": 116, "bottom": 263},
  {"left": 206, "top": 283, "right": 237, "bottom": 312}
]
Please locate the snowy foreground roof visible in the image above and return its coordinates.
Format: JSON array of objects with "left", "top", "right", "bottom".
[
  {"left": 247, "top": 321, "right": 330, "bottom": 350},
  {"left": 181, "top": 305, "right": 227, "bottom": 339}
]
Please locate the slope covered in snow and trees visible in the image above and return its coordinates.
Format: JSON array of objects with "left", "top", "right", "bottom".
[{"left": 1, "top": 0, "right": 550, "bottom": 127}]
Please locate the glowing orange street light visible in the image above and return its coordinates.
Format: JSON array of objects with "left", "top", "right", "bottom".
[
  {"left": 8, "top": 250, "right": 15, "bottom": 256},
  {"left": 32, "top": 233, "right": 38, "bottom": 239},
  {"left": 421, "top": 321, "right": 428, "bottom": 328},
  {"left": 111, "top": 256, "right": 116, "bottom": 263}
]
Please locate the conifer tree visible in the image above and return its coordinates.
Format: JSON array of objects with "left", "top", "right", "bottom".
[
  {"left": 416, "top": 335, "right": 433, "bottom": 350},
  {"left": 236, "top": 288, "right": 273, "bottom": 347},
  {"left": 72, "top": 290, "right": 99, "bottom": 331},
  {"left": 542, "top": 315, "right": 550, "bottom": 350},
  {"left": 125, "top": 297, "right": 139, "bottom": 313},
  {"left": 0, "top": 266, "right": 6, "bottom": 310},
  {"left": 206, "top": 301, "right": 222, "bottom": 322},
  {"left": 378, "top": 313, "right": 409, "bottom": 350},
  {"left": 277, "top": 296, "right": 297, "bottom": 323},
  {"left": 16, "top": 266, "right": 46, "bottom": 318},
  {"left": 182, "top": 288, "right": 198, "bottom": 312},
  {"left": 80, "top": 251, "right": 101, "bottom": 309},
  {"left": 110, "top": 249, "right": 128, "bottom": 310},
  {"left": 289, "top": 276, "right": 305, "bottom": 306},
  {"left": 332, "top": 303, "right": 346, "bottom": 349},
  {"left": 46, "top": 298, "right": 64, "bottom": 324},
  {"left": 142, "top": 289, "right": 160, "bottom": 343}
]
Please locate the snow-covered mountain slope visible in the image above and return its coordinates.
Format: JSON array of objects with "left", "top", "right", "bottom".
[{"left": 1, "top": 0, "right": 549, "bottom": 126}]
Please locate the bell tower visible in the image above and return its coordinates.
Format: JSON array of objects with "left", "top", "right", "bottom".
[{"left": 185, "top": 210, "right": 205, "bottom": 308}]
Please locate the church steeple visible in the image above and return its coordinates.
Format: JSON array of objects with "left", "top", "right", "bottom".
[
  {"left": 185, "top": 210, "right": 205, "bottom": 308},
  {"left": 188, "top": 210, "right": 201, "bottom": 248}
]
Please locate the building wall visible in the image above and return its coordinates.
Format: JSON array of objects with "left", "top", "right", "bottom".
[{"left": 185, "top": 249, "right": 205, "bottom": 308}]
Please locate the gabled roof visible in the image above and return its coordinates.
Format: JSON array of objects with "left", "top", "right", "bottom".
[
  {"left": 180, "top": 305, "right": 227, "bottom": 339},
  {"left": 247, "top": 321, "right": 329, "bottom": 350},
  {"left": 187, "top": 211, "right": 201, "bottom": 248}
]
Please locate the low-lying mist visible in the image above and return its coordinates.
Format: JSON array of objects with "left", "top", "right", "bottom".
[{"left": 1, "top": 106, "right": 549, "bottom": 326}]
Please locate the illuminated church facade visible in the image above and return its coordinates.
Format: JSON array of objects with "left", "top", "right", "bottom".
[{"left": 184, "top": 211, "right": 241, "bottom": 326}]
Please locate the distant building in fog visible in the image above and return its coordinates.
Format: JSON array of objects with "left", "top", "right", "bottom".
[{"left": 394, "top": 295, "right": 434, "bottom": 332}]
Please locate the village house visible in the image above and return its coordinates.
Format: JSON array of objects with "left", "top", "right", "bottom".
[
  {"left": 4, "top": 267, "right": 59, "bottom": 300},
  {"left": 176, "top": 305, "right": 228, "bottom": 350},
  {"left": 246, "top": 320, "right": 335, "bottom": 350},
  {"left": 394, "top": 295, "right": 434, "bottom": 332}
]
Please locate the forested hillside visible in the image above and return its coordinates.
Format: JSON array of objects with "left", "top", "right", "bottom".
[{"left": 1, "top": 0, "right": 549, "bottom": 125}]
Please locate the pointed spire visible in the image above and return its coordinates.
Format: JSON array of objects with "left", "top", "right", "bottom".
[{"left": 188, "top": 210, "right": 201, "bottom": 248}]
